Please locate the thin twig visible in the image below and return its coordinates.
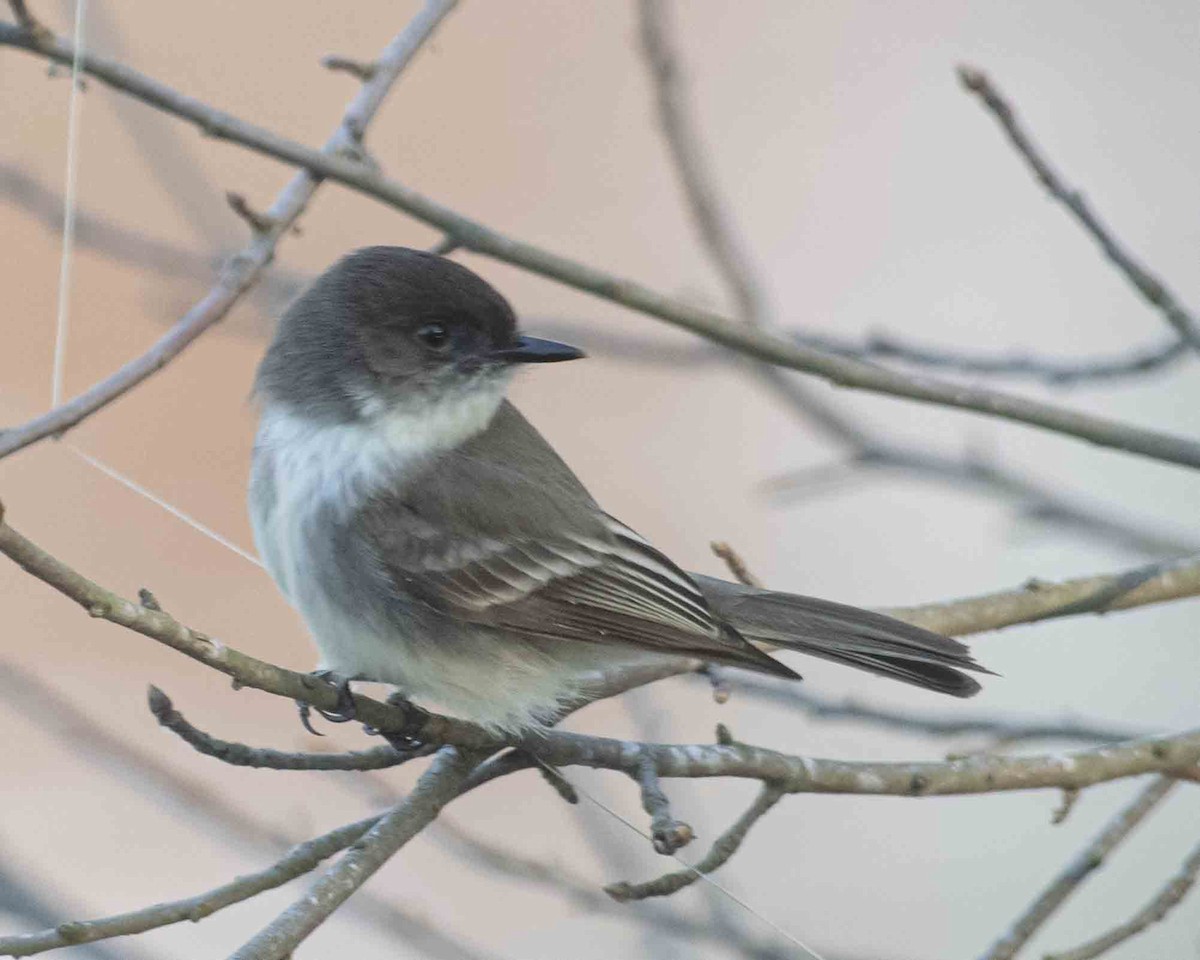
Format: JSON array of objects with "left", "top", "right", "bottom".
[
  {"left": 0, "top": 0, "right": 459, "bottom": 460},
  {"left": 7, "top": 0, "right": 50, "bottom": 44},
  {"left": 637, "top": 0, "right": 765, "bottom": 326},
  {"left": 148, "top": 686, "right": 418, "bottom": 771},
  {"left": 872, "top": 551, "right": 1200, "bottom": 637},
  {"left": 321, "top": 54, "right": 378, "bottom": 81},
  {"left": 227, "top": 746, "right": 484, "bottom": 960},
  {"left": 429, "top": 819, "right": 795, "bottom": 960},
  {"left": 636, "top": 0, "right": 1198, "bottom": 565},
  {"left": 3, "top": 26, "right": 1200, "bottom": 468},
  {"left": 0, "top": 816, "right": 379, "bottom": 956},
  {"left": 977, "top": 775, "right": 1178, "bottom": 960},
  {"left": 224, "top": 190, "right": 274, "bottom": 233},
  {"left": 606, "top": 783, "right": 785, "bottom": 901},
  {"left": 959, "top": 65, "right": 1200, "bottom": 353},
  {"left": 635, "top": 755, "right": 695, "bottom": 855},
  {"left": 0, "top": 661, "right": 493, "bottom": 960},
  {"left": 733, "top": 680, "right": 1142, "bottom": 745},
  {"left": 1044, "top": 837, "right": 1200, "bottom": 960},
  {"left": 790, "top": 329, "right": 1188, "bottom": 387},
  {"left": 710, "top": 541, "right": 762, "bottom": 588},
  {"left": 536, "top": 760, "right": 580, "bottom": 804},
  {"left": 1050, "top": 788, "right": 1081, "bottom": 825},
  {"left": 764, "top": 444, "right": 1200, "bottom": 560}
]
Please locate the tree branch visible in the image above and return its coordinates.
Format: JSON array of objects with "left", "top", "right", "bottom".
[
  {"left": 634, "top": 755, "right": 695, "bottom": 855},
  {"left": 1044, "top": 836, "right": 1200, "bottom": 960},
  {"left": 4, "top": 23, "right": 1200, "bottom": 469},
  {"left": 789, "top": 329, "right": 1188, "bottom": 387},
  {"left": 877, "top": 552, "right": 1200, "bottom": 637},
  {"left": 0, "top": 661, "right": 494, "bottom": 960},
  {"left": 636, "top": 0, "right": 1197, "bottom": 568},
  {"left": 227, "top": 746, "right": 484, "bottom": 960},
  {"left": 766, "top": 442, "right": 1200, "bottom": 560},
  {"left": 733, "top": 680, "right": 1142, "bottom": 746},
  {"left": 0, "top": 815, "right": 380, "bottom": 957},
  {"left": 606, "top": 782, "right": 785, "bottom": 902},
  {"left": 0, "top": 0, "right": 458, "bottom": 460},
  {"left": 959, "top": 65, "right": 1200, "bottom": 353},
  {"left": 6, "top": 0, "right": 50, "bottom": 45},
  {"left": 148, "top": 686, "right": 420, "bottom": 771},
  {"left": 3, "top": 503, "right": 1200, "bottom": 798},
  {"left": 978, "top": 775, "right": 1179, "bottom": 960}
]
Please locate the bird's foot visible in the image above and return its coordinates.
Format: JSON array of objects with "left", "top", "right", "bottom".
[
  {"left": 296, "top": 670, "right": 359, "bottom": 736},
  {"left": 368, "top": 692, "right": 431, "bottom": 751}
]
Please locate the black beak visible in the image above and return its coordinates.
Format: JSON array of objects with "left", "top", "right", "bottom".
[{"left": 494, "top": 335, "right": 585, "bottom": 364}]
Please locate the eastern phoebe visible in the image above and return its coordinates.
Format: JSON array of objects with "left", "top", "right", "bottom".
[{"left": 250, "top": 247, "right": 987, "bottom": 733}]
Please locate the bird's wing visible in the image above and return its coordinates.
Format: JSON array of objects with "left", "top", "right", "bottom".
[{"left": 358, "top": 402, "right": 798, "bottom": 678}]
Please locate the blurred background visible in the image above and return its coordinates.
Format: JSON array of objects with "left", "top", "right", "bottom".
[{"left": 2, "top": 1, "right": 1199, "bottom": 957}]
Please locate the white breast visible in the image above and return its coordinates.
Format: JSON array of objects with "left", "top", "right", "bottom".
[{"left": 248, "top": 379, "right": 507, "bottom": 654}]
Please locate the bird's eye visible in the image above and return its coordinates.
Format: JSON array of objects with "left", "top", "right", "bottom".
[{"left": 416, "top": 322, "right": 451, "bottom": 351}]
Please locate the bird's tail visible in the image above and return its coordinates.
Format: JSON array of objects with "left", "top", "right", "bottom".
[{"left": 692, "top": 575, "right": 991, "bottom": 698}]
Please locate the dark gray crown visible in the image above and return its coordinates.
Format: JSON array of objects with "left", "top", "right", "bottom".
[{"left": 255, "top": 246, "right": 519, "bottom": 422}]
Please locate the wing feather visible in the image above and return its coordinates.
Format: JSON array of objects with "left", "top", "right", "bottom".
[{"left": 359, "top": 401, "right": 800, "bottom": 679}]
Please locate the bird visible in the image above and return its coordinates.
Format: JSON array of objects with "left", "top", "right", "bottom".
[{"left": 249, "top": 246, "right": 989, "bottom": 733}]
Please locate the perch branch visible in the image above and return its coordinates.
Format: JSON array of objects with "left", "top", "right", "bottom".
[
  {"left": 148, "top": 686, "right": 420, "bottom": 771},
  {"left": 4, "top": 505, "right": 1200, "bottom": 798}
]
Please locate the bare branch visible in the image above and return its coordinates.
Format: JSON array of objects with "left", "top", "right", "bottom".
[
  {"left": 536, "top": 761, "right": 580, "bottom": 804},
  {"left": 606, "top": 783, "right": 785, "bottom": 902},
  {"left": 3, "top": 26, "right": 1200, "bottom": 468},
  {"left": 959, "top": 65, "right": 1200, "bottom": 353},
  {"left": 978, "top": 775, "right": 1178, "bottom": 960},
  {"left": 0, "top": 0, "right": 458, "bottom": 460},
  {"left": 4, "top": 503, "right": 1200, "bottom": 799},
  {"left": 6, "top": 0, "right": 50, "bottom": 45},
  {"left": 430, "top": 819, "right": 798, "bottom": 960},
  {"left": 224, "top": 190, "right": 275, "bottom": 234},
  {"left": 710, "top": 541, "right": 762, "bottom": 588},
  {"left": 228, "top": 746, "right": 483, "bottom": 960},
  {"left": 765, "top": 445, "right": 1200, "bottom": 560},
  {"left": 1045, "top": 837, "right": 1200, "bottom": 960},
  {"left": 733, "top": 680, "right": 1143, "bottom": 746},
  {"left": 790, "top": 329, "right": 1188, "bottom": 387},
  {"left": 636, "top": 0, "right": 1198, "bottom": 572},
  {"left": 1050, "top": 788, "right": 1081, "bottom": 825},
  {"left": 0, "top": 816, "right": 379, "bottom": 956},
  {"left": 148, "top": 686, "right": 419, "bottom": 771},
  {"left": 700, "top": 664, "right": 732, "bottom": 704},
  {"left": 0, "top": 665, "right": 501, "bottom": 960},
  {"left": 321, "top": 54, "right": 378, "bottom": 81},
  {"left": 637, "top": 0, "right": 765, "bottom": 325},
  {"left": 635, "top": 755, "right": 695, "bottom": 855},
  {"left": 876, "top": 551, "right": 1200, "bottom": 637}
]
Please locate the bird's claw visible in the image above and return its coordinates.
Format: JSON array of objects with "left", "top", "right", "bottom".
[
  {"left": 375, "top": 692, "right": 431, "bottom": 751},
  {"left": 296, "top": 670, "right": 359, "bottom": 736}
]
